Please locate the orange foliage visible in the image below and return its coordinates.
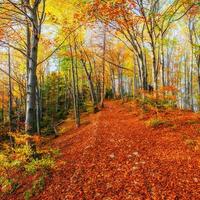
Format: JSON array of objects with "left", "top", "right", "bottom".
[{"left": 9, "top": 101, "right": 199, "bottom": 200}]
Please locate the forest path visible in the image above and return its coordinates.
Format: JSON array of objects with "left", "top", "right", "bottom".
[{"left": 34, "top": 101, "right": 200, "bottom": 200}]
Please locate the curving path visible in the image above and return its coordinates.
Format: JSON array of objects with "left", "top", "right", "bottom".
[{"left": 32, "top": 101, "right": 200, "bottom": 200}]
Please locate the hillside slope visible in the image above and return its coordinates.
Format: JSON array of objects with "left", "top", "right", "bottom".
[{"left": 7, "top": 101, "right": 200, "bottom": 200}]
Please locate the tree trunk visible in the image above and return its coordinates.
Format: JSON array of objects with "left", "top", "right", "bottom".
[
  {"left": 152, "top": 47, "right": 158, "bottom": 91},
  {"left": 161, "top": 35, "right": 165, "bottom": 87},
  {"left": 25, "top": 19, "right": 39, "bottom": 134},
  {"left": 100, "top": 26, "right": 106, "bottom": 108},
  {"left": 82, "top": 61, "right": 97, "bottom": 112},
  {"left": 110, "top": 67, "right": 116, "bottom": 98},
  {"left": 8, "top": 45, "right": 13, "bottom": 131},
  {"left": 197, "top": 56, "right": 200, "bottom": 95},
  {"left": 70, "top": 43, "right": 80, "bottom": 127},
  {"left": 36, "top": 79, "right": 40, "bottom": 134}
]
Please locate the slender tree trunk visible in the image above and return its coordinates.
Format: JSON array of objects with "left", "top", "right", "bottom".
[
  {"left": 161, "top": 35, "right": 165, "bottom": 87},
  {"left": 110, "top": 67, "right": 116, "bottom": 98},
  {"left": 2, "top": 85, "right": 4, "bottom": 122},
  {"left": 36, "top": 79, "right": 40, "bottom": 134},
  {"left": 74, "top": 43, "right": 80, "bottom": 123},
  {"left": 82, "top": 61, "right": 97, "bottom": 111},
  {"left": 188, "top": 19, "right": 194, "bottom": 111},
  {"left": 190, "top": 54, "right": 194, "bottom": 111},
  {"left": 64, "top": 75, "right": 68, "bottom": 111},
  {"left": 118, "top": 68, "right": 123, "bottom": 98},
  {"left": 197, "top": 56, "right": 200, "bottom": 95},
  {"left": 133, "top": 56, "right": 138, "bottom": 96},
  {"left": 141, "top": 54, "right": 148, "bottom": 90},
  {"left": 100, "top": 26, "right": 106, "bottom": 108},
  {"left": 184, "top": 55, "right": 187, "bottom": 109},
  {"left": 8, "top": 45, "right": 13, "bottom": 131},
  {"left": 70, "top": 43, "right": 80, "bottom": 127},
  {"left": 136, "top": 57, "right": 142, "bottom": 89},
  {"left": 26, "top": 21, "right": 31, "bottom": 88},
  {"left": 152, "top": 47, "right": 158, "bottom": 90}
]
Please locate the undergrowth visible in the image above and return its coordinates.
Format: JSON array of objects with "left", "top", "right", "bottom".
[
  {"left": 135, "top": 88, "right": 177, "bottom": 128},
  {"left": 0, "top": 131, "right": 59, "bottom": 198},
  {"left": 24, "top": 176, "right": 46, "bottom": 200},
  {"left": 145, "top": 118, "right": 167, "bottom": 128},
  {"left": 183, "top": 135, "right": 200, "bottom": 151},
  {"left": 136, "top": 87, "right": 177, "bottom": 113}
]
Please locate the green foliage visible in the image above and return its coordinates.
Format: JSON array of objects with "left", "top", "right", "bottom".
[
  {"left": 51, "top": 148, "right": 60, "bottom": 156},
  {"left": 195, "top": 94, "right": 200, "bottom": 110},
  {"left": 0, "top": 177, "right": 19, "bottom": 194},
  {"left": 185, "top": 139, "right": 198, "bottom": 146},
  {"left": 14, "top": 144, "right": 33, "bottom": 161},
  {"left": 184, "top": 138, "right": 199, "bottom": 151},
  {"left": 105, "top": 89, "right": 114, "bottom": 99},
  {"left": 136, "top": 90, "right": 177, "bottom": 112},
  {"left": 24, "top": 190, "right": 32, "bottom": 200},
  {"left": 40, "top": 127, "right": 55, "bottom": 136},
  {"left": 146, "top": 118, "right": 167, "bottom": 128},
  {"left": 186, "top": 120, "right": 200, "bottom": 125},
  {"left": 40, "top": 72, "right": 70, "bottom": 136},
  {"left": 24, "top": 156, "right": 54, "bottom": 175},
  {"left": 0, "top": 177, "right": 12, "bottom": 193},
  {"left": 0, "top": 132, "right": 56, "bottom": 197},
  {"left": 24, "top": 176, "right": 46, "bottom": 200},
  {"left": 0, "top": 152, "right": 21, "bottom": 172},
  {"left": 56, "top": 110, "right": 67, "bottom": 120},
  {"left": 32, "top": 176, "right": 46, "bottom": 195}
]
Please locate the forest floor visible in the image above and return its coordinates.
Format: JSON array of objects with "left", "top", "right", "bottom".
[{"left": 5, "top": 101, "right": 200, "bottom": 200}]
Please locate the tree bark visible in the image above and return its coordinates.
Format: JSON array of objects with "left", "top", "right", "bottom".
[
  {"left": 8, "top": 45, "right": 13, "bottom": 131},
  {"left": 70, "top": 43, "right": 80, "bottom": 127},
  {"left": 100, "top": 26, "right": 106, "bottom": 108},
  {"left": 25, "top": 8, "right": 40, "bottom": 133}
]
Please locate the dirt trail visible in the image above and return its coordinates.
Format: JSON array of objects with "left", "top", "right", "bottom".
[{"left": 33, "top": 101, "right": 200, "bottom": 200}]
